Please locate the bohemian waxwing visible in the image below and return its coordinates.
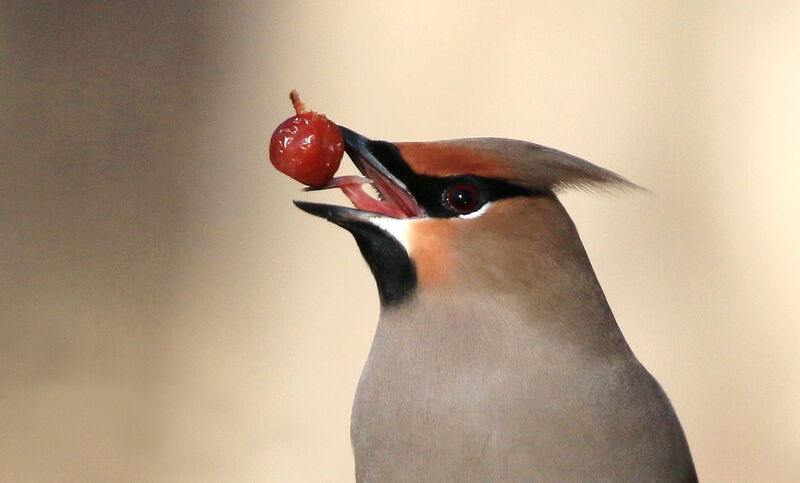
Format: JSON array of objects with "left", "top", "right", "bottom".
[{"left": 295, "top": 127, "right": 697, "bottom": 482}]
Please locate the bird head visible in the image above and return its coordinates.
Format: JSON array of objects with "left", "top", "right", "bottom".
[{"left": 295, "top": 127, "right": 636, "bottom": 311}]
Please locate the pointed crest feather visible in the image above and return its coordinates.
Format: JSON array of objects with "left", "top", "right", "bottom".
[{"left": 423, "top": 138, "right": 642, "bottom": 193}]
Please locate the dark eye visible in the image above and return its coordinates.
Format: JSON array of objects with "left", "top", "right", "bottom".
[{"left": 443, "top": 184, "right": 481, "bottom": 214}]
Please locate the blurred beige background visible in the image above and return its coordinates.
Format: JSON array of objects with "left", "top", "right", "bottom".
[{"left": 2, "top": 1, "right": 799, "bottom": 481}]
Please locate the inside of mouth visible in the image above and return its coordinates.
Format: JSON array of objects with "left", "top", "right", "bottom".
[{"left": 307, "top": 165, "right": 421, "bottom": 219}]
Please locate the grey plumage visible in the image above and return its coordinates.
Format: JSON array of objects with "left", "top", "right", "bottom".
[
  {"left": 351, "top": 196, "right": 695, "bottom": 482},
  {"left": 297, "top": 130, "right": 696, "bottom": 482}
]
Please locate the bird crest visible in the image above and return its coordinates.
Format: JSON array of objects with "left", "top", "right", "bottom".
[{"left": 396, "top": 138, "right": 641, "bottom": 194}]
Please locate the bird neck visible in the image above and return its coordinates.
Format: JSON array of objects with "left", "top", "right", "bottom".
[{"left": 384, "top": 196, "right": 631, "bottom": 356}]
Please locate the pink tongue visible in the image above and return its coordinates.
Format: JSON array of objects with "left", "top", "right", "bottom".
[
  {"left": 304, "top": 174, "right": 414, "bottom": 218},
  {"left": 339, "top": 183, "right": 409, "bottom": 218}
]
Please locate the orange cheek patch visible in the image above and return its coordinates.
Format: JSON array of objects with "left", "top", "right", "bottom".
[
  {"left": 408, "top": 219, "right": 459, "bottom": 287},
  {"left": 395, "top": 142, "right": 513, "bottom": 179}
]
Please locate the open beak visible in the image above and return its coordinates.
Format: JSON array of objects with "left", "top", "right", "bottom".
[{"left": 294, "top": 127, "right": 423, "bottom": 223}]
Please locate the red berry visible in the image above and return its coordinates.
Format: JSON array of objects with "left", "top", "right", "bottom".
[{"left": 269, "top": 90, "right": 344, "bottom": 187}]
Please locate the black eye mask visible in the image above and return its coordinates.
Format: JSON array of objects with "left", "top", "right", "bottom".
[{"left": 367, "top": 140, "right": 537, "bottom": 218}]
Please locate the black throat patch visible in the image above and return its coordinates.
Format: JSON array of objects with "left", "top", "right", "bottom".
[{"left": 336, "top": 220, "right": 416, "bottom": 307}]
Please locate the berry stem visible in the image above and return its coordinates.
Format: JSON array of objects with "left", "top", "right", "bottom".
[{"left": 289, "top": 89, "right": 306, "bottom": 114}]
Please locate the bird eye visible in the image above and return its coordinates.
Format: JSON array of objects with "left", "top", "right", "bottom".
[{"left": 443, "top": 184, "right": 481, "bottom": 214}]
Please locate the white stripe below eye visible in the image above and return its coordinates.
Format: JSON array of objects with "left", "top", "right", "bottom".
[
  {"left": 368, "top": 202, "right": 491, "bottom": 250},
  {"left": 459, "top": 202, "right": 492, "bottom": 220},
  {"left": 368, "top": 216, "right": 413, "bottom": 251}
]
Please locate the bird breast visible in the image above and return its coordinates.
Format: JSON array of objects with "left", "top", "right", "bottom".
[{"left": 350, "top": 295, "right": 694, "bottom": 482}]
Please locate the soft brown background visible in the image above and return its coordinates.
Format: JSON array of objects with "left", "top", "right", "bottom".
[{"left": 2, "top": 1, "right": 799, "bottom": 481}]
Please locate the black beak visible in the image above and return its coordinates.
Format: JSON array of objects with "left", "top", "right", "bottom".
[
  {"left": 294, "top": 125, "right": 422, "bottom": 222},
  {"left": 291, "top": 125, "right": 380, "bottom": 226},
  {"left": 338, "top": 126, "right": 412, "bottom": 194},
  {"left": 338, "top": 126, "right": 368, "bottom": 158},
  {"left": 337, "top": 125, "right": 371, "bottom": 175},
  {"left": 293, "top": 200, "right": 375, "bottom": 226}
]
